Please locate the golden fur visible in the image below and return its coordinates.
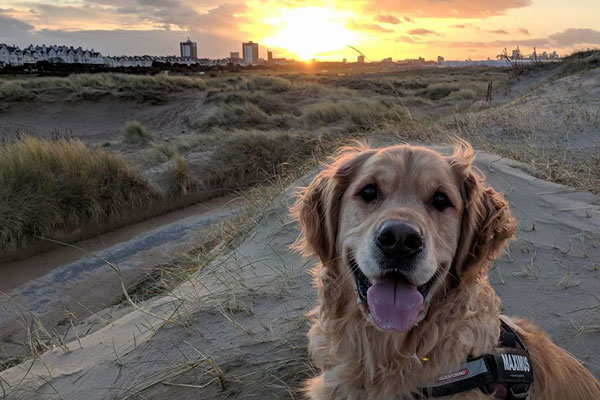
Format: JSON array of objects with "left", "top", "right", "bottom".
[{"left": 292, "top": 142, "right": 600, "bottom": 399}]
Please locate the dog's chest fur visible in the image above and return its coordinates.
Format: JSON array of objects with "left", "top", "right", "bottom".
[{"left": 307, "top": 271, "right": 501, "bottom": 400}]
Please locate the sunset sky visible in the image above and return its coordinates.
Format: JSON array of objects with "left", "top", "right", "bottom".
[{"left": 1, "top": 0, "right": 599, "bottom": 61}]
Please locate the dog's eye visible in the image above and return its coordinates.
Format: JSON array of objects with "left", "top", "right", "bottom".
[
  {"left": 432, "top": 192, "right": 452, "bottom": 211},
  {"left": 357, "top": 184, "right": 378, "bottom": 202}
]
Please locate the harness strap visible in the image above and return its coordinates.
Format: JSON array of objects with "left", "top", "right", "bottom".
[
  {"left": 420, "top": 320, "right": 534, "bottom": 399},
  {"left": 421, "top": 358, "right": 495, "bottom": 397}
]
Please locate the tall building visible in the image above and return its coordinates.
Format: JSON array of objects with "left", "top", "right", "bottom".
[
  {"left": 267, "top": 50, "right": 273, "bottom": 62},
  {"left": 357, "top": 55, "right": 365, "bottom": 63},
  {"left": 230, "top": 51, "right": 240, "bottom": 60},
  {"left": 242, "top": 41, "right": 259, "bottom": 64},
  {"left": 180, "top": 38, "right": 197, "bottom": 60}
]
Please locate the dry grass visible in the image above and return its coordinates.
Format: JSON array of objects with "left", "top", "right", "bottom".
[
  {"left": 0, "top": 136, "right": 157, "bottom": 249},
  {"left": 0, "top": 73, "right": 207, "bottom": 102},
  {"left": 303, "top": 98, "right": 410, "bottom": 130},
  {"left": 246, "top": 76, "right": 293, "bottom": 93},
  {"left": 121, "top": 121, "right": 154, "bottom": 144},
  {"left": 427, "top": 105, "right": 600, "bottom": 195},
  {"left": 165, "top": 155, "right": 199, "bottom": 196},
  {"left": 198, "top": 102, "right": 291, "bottom": 130},
  {"left": 204, "top": 90, "right": 299, "bottom": 116},
  {"left": 417, "top": 82, "right": 486, "bottom": 101},
  {"left": 559, "top": 49, "right": 600, "bottom": 76},
  {"left": 203, "top": 130, "right": 321, "bottom": 189}
]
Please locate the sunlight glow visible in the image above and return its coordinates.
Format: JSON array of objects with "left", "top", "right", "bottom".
[{"left": 262, "top": 7, "right": 358, "bottom": 60}]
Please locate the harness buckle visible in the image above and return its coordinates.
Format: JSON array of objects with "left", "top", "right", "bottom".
[{"left": 508, "top": 384, "right": 529, "bottom": 399}]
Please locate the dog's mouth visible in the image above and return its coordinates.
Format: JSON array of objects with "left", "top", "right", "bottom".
[{"left": 351, "top": 258, "right": 433, "bottom": 332}]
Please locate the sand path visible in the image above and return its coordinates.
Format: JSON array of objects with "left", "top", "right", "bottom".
[{"left": 1, "top": 143, "right": 598, "bottom": 399}]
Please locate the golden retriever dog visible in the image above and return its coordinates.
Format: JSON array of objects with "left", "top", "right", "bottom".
[{"left": 292, "top": 142, "right": 600, "bottom": 399}]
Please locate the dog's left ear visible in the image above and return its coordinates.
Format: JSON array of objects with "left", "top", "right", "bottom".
[{"left": 450, "top": 142, "right": 517, "bottom": 284}]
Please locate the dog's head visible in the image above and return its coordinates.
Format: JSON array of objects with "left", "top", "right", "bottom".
[{"left": 293, "top": 142, "right": 515, "bottom": 332}]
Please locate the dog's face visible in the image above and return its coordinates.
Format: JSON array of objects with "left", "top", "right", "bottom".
[
  {"left": 293, "top": 143, "right": 515, "bottom": 333},
  {"left": 339, "top": 147, "right": 463, "bottom": 331}
]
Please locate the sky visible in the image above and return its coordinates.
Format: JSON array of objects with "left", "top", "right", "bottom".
[{"left": 0, "top": 0, "right": 599, "bottom": 61}]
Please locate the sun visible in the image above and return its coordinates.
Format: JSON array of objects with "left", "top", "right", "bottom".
[{"left": 262, "top": 7, "right": 358, "bottom": 60}]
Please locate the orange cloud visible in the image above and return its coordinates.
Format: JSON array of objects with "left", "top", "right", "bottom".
[
  {"left": 349, "top": 20, "right": 394, "bottom": 33},
  {"left": 375, "top": 14, "right": 401, "bottom": 24},
  {"left": 364, "top": 0, "right": 531, "bottom": 18},
  {"left": 407, "top": 28, "right": 441, "bottom": 36}
]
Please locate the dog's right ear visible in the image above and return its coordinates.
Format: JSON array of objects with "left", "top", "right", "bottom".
[{"left": 291, "top": 144, "right": 374, "bottom": 263}]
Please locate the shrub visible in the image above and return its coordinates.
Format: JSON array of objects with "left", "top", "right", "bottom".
[
  {"left": 448, "top": 88, "right": 477, "bottom": 100},
  {"left": 165, "top": 155, "right": 198, "bottom": 196},
  {"left": 246, "top": 76, "right": 293, "bottom": 93},
  {"left": 418, "top": 84, "right": 460, "bottom": 100},
  {"left": 155, "top": 143, "right": 176, "bottom": 158},
  {"left": 303, "top": 99, "right": 409, "bottom": 129},
  {"left": 204, "top": 130, "right": 316, "bottom": 189},
  {"left": 204, "top": 91, "right": 297, "bottom": 115},
  {"left": 560, "top": 49, "right": 600, "bottom": 76},
  {"left": 0, "top": 136, "right": 156, "bottom": 248},
  {"left": 122, "top": 121, "right": 154, "bottom": 144},
  {"left": 198, "top": 102, "right": 290, "bottom": 130},
  {"left": 302, "top": 102, "right": 346, "bottom": 126},
  {"left": 0, "top": 73, "right": 206, "bottom": 102},
  {"left": 0, "top": 81, "right": 35, "bottom": 101}
]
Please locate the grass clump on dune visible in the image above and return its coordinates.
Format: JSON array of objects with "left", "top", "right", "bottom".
[
  {"left": 204, "top": 90, "right": 298, "bottom": 115},
  {"left": 559, "top": 49, "right": 600, "bottom": 76},
  {"left": 122, "top": 121, "right": 155, "bottom": 144},
  {"left": 303, "top": 99, "right": 410, "bottom": 130},
  {"left": 246, "top": 76, "right": 293, "bottom": 93},
  {"left": 205, "top": 130, "right": 317, "bottom": 189},
  {"left": 0, "top": 136, "right": 156, "bottom": 249},
  {"left": 199, "top": 102, "right": 290, "bottom": 130},
  {"left": 165, "top": 155, "right": 199, "bottom": 196},
  {"left": 0, "top": 73, "right": 207, "bottom": 102}
]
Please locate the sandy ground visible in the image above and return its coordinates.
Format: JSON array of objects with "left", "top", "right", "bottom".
[
  {"left": 0, "top": 91, "right": 208, "bottom": 144},
  {"left": 0, "top": 195, "right": 240, "bottom": 368},
  {"left": 1, "top": 142, "right": 598, "bottom": 399},
  {"left": 469, "top": 68, "right": 600, "bottom": 153}
]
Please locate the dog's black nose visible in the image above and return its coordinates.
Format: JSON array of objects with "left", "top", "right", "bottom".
[{"left": 376, "top": 221, "right": 423, "bottom": 259}]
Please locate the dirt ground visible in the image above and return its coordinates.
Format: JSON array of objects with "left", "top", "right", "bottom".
[
  {"left": 1, "top": 64, "right": 599, "bottom": 398},
  {"left": 1, "top": 143, "right": 598, "bottom": 399},
  {"left": 0, "top": 91, "right": 206, "bottom": 144}
]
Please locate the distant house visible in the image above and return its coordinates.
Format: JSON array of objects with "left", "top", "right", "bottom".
[
  {"left": 0, "top": 44, "right": 24, "bottom": 66},
  {"left": 0, "top": 42, "right": 267, "bottom": 69},
  {"left": 0, "top": 43, "right": 104, "bottom": 66}
]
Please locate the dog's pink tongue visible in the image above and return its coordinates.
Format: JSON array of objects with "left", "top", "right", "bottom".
[{"left": 367, "top": 278, "right": 423, "bottom": 332}]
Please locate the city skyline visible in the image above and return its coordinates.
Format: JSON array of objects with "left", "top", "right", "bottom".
[{"left": 0, "top": 1, "right": 599, "bottom": 61}]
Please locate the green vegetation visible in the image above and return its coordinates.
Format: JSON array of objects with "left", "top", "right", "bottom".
[
  {"left": 4, "top": 61, "right": 598, "bottom": 255},
  {"left": 303, "top": 98, "right": 410, "bottom": 129},
  {"left": 204, "top": 130, "right": 319, "bottom": 189},
  {"left": 0, "top": 73, "right": 206, "bottom": 102},
  {"left": 198, "top": 102, "right": 290, "bottom": 130},
  {"left": 204, "top": 90, "right": 299, "bottom": 115},
  {"left": 246, "top": 75, "right": 293, "bottom": 93},
  {"left": 0, "top": 136, "right": 156, "bottom": 248},
  {"left": 559, "top": 49, "right": 600, "bottom": 76},
  {"left": 121, "top": 121, "right": 155, "bottom": 144},
  {"left": 165, "top": 155, "right": 198, "bottom": 196}
]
